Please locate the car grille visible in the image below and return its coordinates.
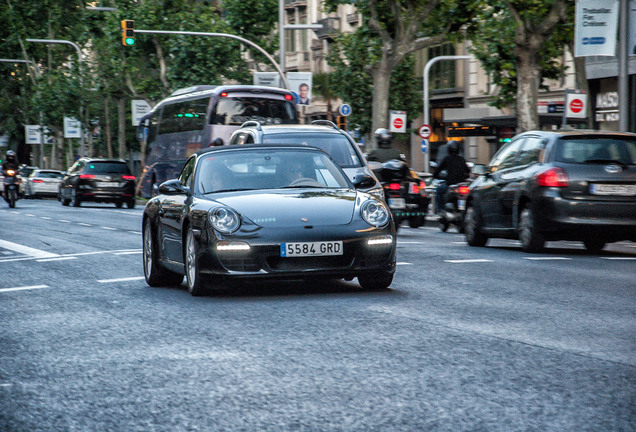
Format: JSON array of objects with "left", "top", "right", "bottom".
[
  {"left": 219, "top": 257, "right": 260, "bottom": 272},
  {"left": 266, "top": 255, "right": 353, "bottom": 271}
]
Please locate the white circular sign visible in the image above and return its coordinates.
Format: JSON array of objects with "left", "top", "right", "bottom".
[{"left": 419, "top": 124, "right": 432, "bottom": 139}]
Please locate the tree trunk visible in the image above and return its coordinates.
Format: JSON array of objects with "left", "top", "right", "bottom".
[
  {"left": 515, "top": 46, "right": 540, "bottom": 132},
  {"left": 105, "top": 96, "right": 113, "bottom": 158},
  {"left": 370, "top": 56, "right": 393, "bottom": 150},
  {"left": 117, "top": 97, "right": 127, "bottom": 159}
]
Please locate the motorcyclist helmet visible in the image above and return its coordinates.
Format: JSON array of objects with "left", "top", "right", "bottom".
[
  {"left": 447, "top": 141, "right": 460, "bottom": 155},
  {"left": 6, "top": 150, "right": 16, "bottom": 163},
  {"left": 374, "top": 128, "right": 392, "bottom": 149}
]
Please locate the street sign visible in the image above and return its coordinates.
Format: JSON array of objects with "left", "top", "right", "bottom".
[
  {"left": 565, "top": 91, "right": 587, "bottom": 118},
  {"left": 64, "top": 117, "right": 81, "bottom": 139},
  {"left": 389, "top": 110, "right": 407, "bottom": 133},
  {"left": 132, "top": 100, "right": 152, "bottom": 126},
  {"left": 338, "top": 104, "right": 352, "bottom": 116},
  {"left": 418, "top": 124, "right": 432, "bottom": 139},
  {"left": 421, "top": 139, "right": 428, "bottom": 154}
]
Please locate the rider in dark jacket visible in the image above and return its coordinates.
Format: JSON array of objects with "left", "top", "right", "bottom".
[
  {"left": 367, "top": 128, "right": 405, "bottom": 163},
  {"left": 2, "top": 150, "right": 19, "bottom": 175},
  {"left": 433, "top": 141, "right": 470, "bottom": 212}
]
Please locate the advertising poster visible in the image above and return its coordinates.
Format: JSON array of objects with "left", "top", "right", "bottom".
[
  {"left": 287, "top": 72, "right": 312, "bottom": 106},
  {"left": 574, "top": 0, "right": 619, "bottom": 57}
]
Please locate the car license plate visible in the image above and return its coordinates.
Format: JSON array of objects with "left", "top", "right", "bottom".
[
  {"left": 458, "top": 199, "right": 466, "bottom": 211},
  {"left": 590, "top": 184, "right": 636, "bottom": 196},
  {"left": 96, "top": 182, "right": 119, "bottom": 188},
  {"left": 388, "top": 198, "right": 406, "bottom": 209},
  {"left": 281, "top": 241, "right": 343, "bottom": 257}
]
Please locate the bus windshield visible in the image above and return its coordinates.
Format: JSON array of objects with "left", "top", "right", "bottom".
[{"left": 212, "top": 97, "right": 297, "bottom": 125}]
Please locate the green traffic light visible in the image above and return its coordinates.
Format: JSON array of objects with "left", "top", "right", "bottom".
[{"left": 125, "top": 38, "right": 135, "bottom": 46}]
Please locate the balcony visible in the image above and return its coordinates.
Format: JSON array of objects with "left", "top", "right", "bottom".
[
  {"left": 284, "top": 0, "right": 307, "bottom": 8},
  {"left": 314, "top": 17, "right": 340, "bottom": 40},
  {"left": 346, "top": 13, "right": 360, "bottom": 26}
]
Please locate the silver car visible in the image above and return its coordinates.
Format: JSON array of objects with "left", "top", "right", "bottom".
[
  {"left": 25, "top": 169, "right": 64, "bottom": 198},
  {"left": 228, "top": 121, "right": 385, "bottom": 201}
]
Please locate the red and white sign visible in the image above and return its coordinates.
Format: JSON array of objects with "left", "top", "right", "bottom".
[
  {"left": 389, "top": 110, "right": 407, "bottom": 133},
  {"left": 418, "top": 124, "right": 432, "bottom": 139},
  {"left": 565, "top": 91, "right": 587, "bottom": 119}
]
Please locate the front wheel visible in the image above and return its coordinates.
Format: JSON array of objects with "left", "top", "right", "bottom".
[
  {"left": 126, "top": 199, "right": 135, "bottom": 209},
  {"left": 185, "top": 227, "right": 207, "bottom": 296},
  {"left": 70, "top": 188, "right": 81, "bottom": 207},
  {"left": 519, "top": 207, "right": 545, "bottom": 252},
  {"left": 464, "top": 205, "right": 488, "bottom": 247},
  {"left": 358, "top": 271, "right": 394, "bottom": 290},
  {"left": 583, "top": 238, "right": 606, "bottom": 254},
  {"left": 143, "top": 219, "right": 183, "bottom": 287},
  {"left": 8, "top": 189, "right": 16, "bottom": 208}
]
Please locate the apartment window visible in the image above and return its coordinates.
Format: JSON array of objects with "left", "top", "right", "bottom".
[{"left": 430, "top": 44, "right": 456, "bottom": 91}]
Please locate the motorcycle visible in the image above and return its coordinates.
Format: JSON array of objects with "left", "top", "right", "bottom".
[
  {"left": 375, "top": 159, "right": 429, "bottom": 230},
  {"left": 2, "top": 169, "right": 20, "bottom": 208},
  {"left": 438, "top": 181, "right": 470, "bottom": 233}
]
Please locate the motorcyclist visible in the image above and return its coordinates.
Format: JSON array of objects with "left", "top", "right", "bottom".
[
  {"left": 367, "top": 128, "right": 405, "bottom": 163},
  {"left": 433, "top": 141, "right": 470, "bottom": 213},
  {"left": 2, "top": 150, "right": 19, "bottom": 175}
]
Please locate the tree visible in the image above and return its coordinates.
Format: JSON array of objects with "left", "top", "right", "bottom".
[
  {"left": 325, "top": 0, "right": 476, "bottom": 148},
  {"left": 468, "top": 0, "right": 570, "bottom": 132}
]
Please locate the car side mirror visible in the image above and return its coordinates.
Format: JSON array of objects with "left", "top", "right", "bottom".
[
  {"left": 352, "top": 174, "right": 377, "bottom": 189},
  {"left": 472, "top": 164, "right": 489, "bottom": 176},
  {"left": 158, "top": 179, "right": 190, "bottom": 195}
]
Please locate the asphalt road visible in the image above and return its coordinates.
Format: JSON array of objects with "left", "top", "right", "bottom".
[{"left": 0, "top": 199, "right": 634, "bottom": 431}]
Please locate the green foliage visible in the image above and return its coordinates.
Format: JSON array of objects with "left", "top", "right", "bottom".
[{"left": 466, "top": 0, "right": 570, "bottom": 109}]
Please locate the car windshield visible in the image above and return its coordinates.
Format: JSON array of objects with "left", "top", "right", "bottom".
[
  {"left": 553, "top": 137, "right": 636, "bottom": 165},
  {"left": 262, "top": 133, "right": 363, "bottom": 168},
  {"left": 86, "top": 162, "right": 131, "bottom": 174},
  {"left": 35, "top": 171, "right": 63, "bottom": 179},
  {"left": 212, "top": 97, "right": 298, "bottom": 125},
  {"left": 197, "top": 148, "right": 351, "bottom": 194}
]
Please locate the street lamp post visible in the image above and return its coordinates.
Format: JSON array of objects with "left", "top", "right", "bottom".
[
  {"left": 422, "top": 55, "right": 471, "bottom": 173},
  {"left": 25, "top": 38, "right": 86, "bottom": 156},
  {"left": 134, "top": 29, "right": 291, "bottom": 89},
  {"left": 278, "top": 0, "right": 322, "bottom": 80}
]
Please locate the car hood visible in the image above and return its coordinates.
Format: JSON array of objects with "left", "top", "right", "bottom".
[{"left": 215, "top": 189, "right": 358, "bottom": 227}]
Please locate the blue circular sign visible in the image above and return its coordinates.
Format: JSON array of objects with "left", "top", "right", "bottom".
[
  {"left": 421, "top": 139, "right": 428, "bottom": 154},
  {"left": 338, "top": 104, "right": 352, "bottom": 116}
]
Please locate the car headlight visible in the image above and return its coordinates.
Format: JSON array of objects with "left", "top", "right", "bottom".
[
  {"left": 360, "top": 199, "right": 390, "bottom": 227},
  {"left": 209, "top": 207, "right": 241, "bottom": 233}
]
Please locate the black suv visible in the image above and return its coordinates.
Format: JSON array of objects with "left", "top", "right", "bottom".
[
  {"left": 464, "top": 130, "right": 636, "bottom": 253},
  {"left": 228, "top": 121, "right": 384, "bottom": 200},
  {"left": 59, "top": 158, "right": 136, "bottom": 208}
]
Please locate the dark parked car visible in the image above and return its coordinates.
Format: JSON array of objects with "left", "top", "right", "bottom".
[
  {"left": 464, "top": 130, "right": 636, "bottom": 252},
  {"left": 142, "top": 144, "right": 397, "bottom": 296},
  {"left": 228, "top": 121, "right": 385, "bottom": 201},
  {"left": 59, "top": 158, "right": 136, "bottom": 208}
]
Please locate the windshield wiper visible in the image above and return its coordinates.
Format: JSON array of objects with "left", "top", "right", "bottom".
[
  {"left": 203, "top": 188, "right": 254, "bottom": 194},
  {"left": 280, "top": 185, "right": 325, "bottom": 189}
]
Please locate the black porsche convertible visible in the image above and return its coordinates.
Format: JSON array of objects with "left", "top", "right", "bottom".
[{"left": 142, "top": 144, "right": 397, "bottom": 295}]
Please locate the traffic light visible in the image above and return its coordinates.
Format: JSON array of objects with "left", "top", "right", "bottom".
[
  {"left": 121, "top": 20, "right": 135, "bottom": 47},
  {"left": 336, "top": 115, "right": 347, "bottom": 131}
]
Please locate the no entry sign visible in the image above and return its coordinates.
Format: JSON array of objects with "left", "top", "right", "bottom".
[
  {"left": 389, "top": 111, "right": 407, "bottom": 133},
  {"left": 565, "top": 91, "right": 587, "bottom": 119}
]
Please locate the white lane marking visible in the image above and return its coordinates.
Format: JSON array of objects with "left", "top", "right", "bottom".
[
  {"left": 78, "top": 223, "right": 92, "bottom": 226},
  {"left": 444, "top": 259, "right": 493, "bottom": 263},
  {"left": 128, "top": 231, "right": 142, "bottom": 235},
  {"left": 58, "top": 220, "right": 71, "bottom": 223},
  {"left": 25, "top": 214, "right": 35, "bottom": 217},
  {"left": 398, "top": 241, "right": 425, "bottom": 244},
  {"left": 36, "top": 256, "right": 78, "bottom": 263},
  {"left": 0, "top": 285, "right": 49, "bottom": 293},
  {"left": 1, "top": 251, "right": 13, "bottom": 255},
  {"left": 0, "top": 249, "right": 143, "bottom": 263},
  {"left": 102, "top": 226, "right": 117, "bottom": 230},
  {"left": 97, "top": 276, "right": 145, "bottom": 283},
  {"left": 396, "top": 262, "right": 412, "bottom": 265},
  {"left": 601, "top": 257, "right": 636, "bottom": 260},
  {"left": 524, "top": 257, "right": 572, "bottom": 261},
  {"left": 41, "top": 216, "right": 52, "bottom": 220},
  {"left": 452, "top": 241, "right": 467, "bottom": 244},
  {"left": 113, "top": 251, "right": 142, "bottom": 255},
  {"left": 0, "top": 239, "right": 59, "bottom": 259}
]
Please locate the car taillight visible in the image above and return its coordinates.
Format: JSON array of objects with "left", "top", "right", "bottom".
[
  {"left": 122, "top": 175, "right": 136, "bottom": 180},
  {"left": 80, "top": 174, "right": 95, "bottom": 179},
  {"left": 388, "top": 183, "right": 401, "bottom": 191},
  {"left": 220, "top": 92, "right": 228, "bottom": 97},
  {"left": 536, "top": 167, "right": 568, "bottom": 187},
  {"left": 32, "top": 179, "right": 44, "bottom": 183},
  {"left": 409, "top": 183, "right": 419, "bottom": 194},
  {"left": 458, "top": 185, "right": 470, "bottom": 195},
  {"left": 285, "top": 94, "right": 293, "bottom": 101}
]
